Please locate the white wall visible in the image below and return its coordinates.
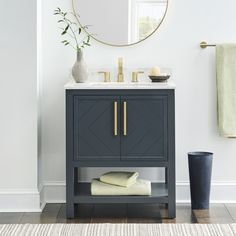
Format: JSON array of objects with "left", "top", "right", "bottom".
[
  {"left": 40, "top": 0, "right": 236, "bottom": 203},
  {"left": 0, "top": 0, "right": 40, "bottom": 211}
]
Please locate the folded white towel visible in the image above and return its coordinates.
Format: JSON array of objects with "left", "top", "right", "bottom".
[
  {"left": 91, "top": 179, "right": 151, "bottom": 196},
  {"left": 100, "top": 171, "right": 139, "bottom": 187}
]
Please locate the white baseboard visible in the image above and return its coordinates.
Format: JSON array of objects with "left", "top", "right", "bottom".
[
  {"left": 40, "top": 181, "right": 66, "bottom": 207},
  {"left": 176, "top": 181, "right": 236, "bottom": 203},
  {"left": 40, "top": 181, "right": 236, "bottom": 209},
  {"left": 2, "top": 181, "right": 235, "bottom": 212},
  {"left": 0, "top": 189, "right": 41, "bottom": 212}
]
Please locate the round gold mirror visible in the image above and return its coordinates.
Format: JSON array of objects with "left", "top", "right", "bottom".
[{"left": 72, "top": 0, "right": 168, "bottom": 47}]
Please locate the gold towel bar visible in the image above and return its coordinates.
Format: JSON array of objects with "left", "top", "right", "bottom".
[{"left": 200, "top": 41, "right": 216, "bottom": 49}]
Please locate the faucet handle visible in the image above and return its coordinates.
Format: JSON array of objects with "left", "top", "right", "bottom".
[
  {"left": 132, "top": 71, "right": 144, "bottom": 82},
  {"left": 98, "top": 71, "right": 111, "bottom": 82}
]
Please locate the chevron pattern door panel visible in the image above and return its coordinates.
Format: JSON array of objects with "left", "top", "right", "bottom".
[
  {"left": 74, "top": 96, "right": 120, "bottom": 160},
  {"left": 121, "top": 96, "right": 168, "bottom": 160}
]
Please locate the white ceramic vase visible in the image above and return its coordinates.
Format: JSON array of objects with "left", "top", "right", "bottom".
[{"left": 72, "top": 50, "right": 88, "bottom": 83}]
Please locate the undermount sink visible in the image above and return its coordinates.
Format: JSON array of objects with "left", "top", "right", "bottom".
[
  {"left": 88, "top": 81, "right": 153, "bottom": 86},
  {"left": 64, "top": 80, "right": 175, "bottom": 90}
]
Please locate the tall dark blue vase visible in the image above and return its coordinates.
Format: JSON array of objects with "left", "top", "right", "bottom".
[{"left": 188, "top": 152, "right": 213, "bottom": 209}]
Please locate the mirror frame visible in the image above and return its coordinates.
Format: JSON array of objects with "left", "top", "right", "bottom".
[{"left": 72, "top": 0, "right": 169, "bottom": 47}]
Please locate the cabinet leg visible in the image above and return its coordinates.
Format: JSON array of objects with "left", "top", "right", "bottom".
[
  {"left": 67, "top": 203, "right": 75, "bottom": 219},
  {"left": 168, "top": 203, "right": 176, "bottom": 219},
  {"left": 167, "top": 165, "right": 176, "bottom": 219},
  {"left": 66, "top": 166, "right": 75, "bottom": 219}
]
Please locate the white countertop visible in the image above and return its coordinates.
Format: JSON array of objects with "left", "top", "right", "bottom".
[{"left": 64, "top": 81, "right": 176, "bottom": 90}]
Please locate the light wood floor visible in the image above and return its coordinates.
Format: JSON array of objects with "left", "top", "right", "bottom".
[{"left": 0, "top": 204, "right": 236, "bottom": 224}]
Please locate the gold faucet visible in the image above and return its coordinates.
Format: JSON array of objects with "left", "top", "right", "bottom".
[
  {"left": 132, "top": 71, "right": 144, "bottom": 82},
  {"left": 117, "top": 57, "right": 124, "bottom": 82},
  {"left": 98, "top": 71, "right": 110, "bottom": 82}
]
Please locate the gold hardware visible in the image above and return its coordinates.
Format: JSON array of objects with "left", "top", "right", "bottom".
[
  {"left": 98, "top": 71, "right": 111, "bottom": 82},
  {"left": 117, "top": 58, "right": 124, "bottom": 82},
  {"left": 123, "top": 101, "right": 127, "bottom": 136},
  {"left": 114, "top": 101, "right": 118, "bottom": 136},
  {"left": 200, "top": 41, "right": 216, "bottom": 49},
  {"left": 132, "top": 71, "right": 144, "bottom": 82}
]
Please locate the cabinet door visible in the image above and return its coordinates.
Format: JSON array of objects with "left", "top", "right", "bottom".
[
  {"left": 74, "top": 96, "right": 120, "bottom": 160},
  {"left": 121, "top": 96, "right": 168, "bottom": 161}
]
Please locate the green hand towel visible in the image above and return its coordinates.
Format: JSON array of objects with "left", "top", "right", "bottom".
[
  {"left": 216, "top": 44, "right": 236, "bottom": 137},
  {"left": 100, "top": 171, "right": 139, "bottom": 187},
  {"left": 91, "top": 179, "right": 151, "bottom": 196}
]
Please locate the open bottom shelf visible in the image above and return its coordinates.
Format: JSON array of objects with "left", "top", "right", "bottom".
[{"left": 74, "top": 182, "right": 168, "bottom": 204}]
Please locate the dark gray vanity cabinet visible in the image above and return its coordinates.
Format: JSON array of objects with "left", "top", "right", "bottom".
[
  {"left": 74, "top": 96, "right": 120, "bottom": 159},
  {"left": 66, "top": 89, "right": 175, "bottom": 219},
  {"left": 121, "top": 96, "right": 168, "bottom": 161}
]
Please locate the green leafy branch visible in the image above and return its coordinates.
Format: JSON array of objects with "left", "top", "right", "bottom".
[{"left": 54, "top": 7, "right": 91, "bottom": 52}]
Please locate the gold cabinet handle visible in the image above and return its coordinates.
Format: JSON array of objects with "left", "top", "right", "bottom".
[
  {"left": 114, "top": 101, "right": 118, "bottom": 136},
  {"left": 123, "top": 101, "right": 127, "bottom": 136}
]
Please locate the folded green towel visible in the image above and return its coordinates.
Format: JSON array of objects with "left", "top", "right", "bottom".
[
  {"left": 216, "top": 44, "right": 236, "bottom": 137},
  {"left": 100, "top": 171, "right": 139, "bottom": 187},
  {"left": 91, "top": 179, "right": 151, "bottom": 196}
]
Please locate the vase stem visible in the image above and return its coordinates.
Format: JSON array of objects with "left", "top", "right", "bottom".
[{"left": 77, "top": 50, "right": 82, "bottom": 61}]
